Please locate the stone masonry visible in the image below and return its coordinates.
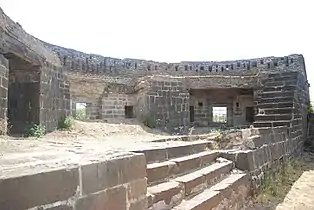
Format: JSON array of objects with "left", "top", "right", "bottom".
[
  {"left": 0, "top": 151, "right": 147, "bottom": 210},
  {"left": 0, "top": 6, "right": 311, "bottom": 138},
  {"left": 0, "top": 7, "right": 70, "bottom": 134}
]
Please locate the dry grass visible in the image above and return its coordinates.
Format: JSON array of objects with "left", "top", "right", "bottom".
[{"left": 248, "top": 153, "right": 314, "bottom": 209}]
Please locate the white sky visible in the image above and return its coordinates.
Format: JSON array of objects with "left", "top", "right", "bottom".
[{"left": 1, "top": 0, "right": 313, "bottom": 101}]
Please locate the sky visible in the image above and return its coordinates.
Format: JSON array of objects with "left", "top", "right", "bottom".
[{"left": 1, "top": 0, "right": 313, "bottom": 101}]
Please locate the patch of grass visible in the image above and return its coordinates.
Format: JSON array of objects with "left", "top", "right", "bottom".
[
  {"left": 24, "top": 124, "right": 46, "bottom": 138},
  {"left": 254, "top": 158, "right": 309, "bottom": 207},
  {"left": 58, "top": 116, "right": 74, "bottom": 130}
]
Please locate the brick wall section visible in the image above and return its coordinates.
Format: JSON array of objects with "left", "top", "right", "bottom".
[
  {"left": 142, "top": 77, "right": 190, "bottom": 133},
  {"left": 0, "top": 152, "right": 147, "bottom": 210},
  {"left": 40, "top": 63, "right": 71, "bottom": 132},
  {"left": 0, "top": 54, "right": 8, "bottom": 134},
  {"left": 100, "top": 93, "right": 135, "bottom": 121}
]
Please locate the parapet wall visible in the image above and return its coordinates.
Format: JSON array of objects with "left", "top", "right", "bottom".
[
  {"left": 0, "top": 152, "right": 147, "bottom": 210},
  {"left": 43, "top": 42, "right": 306, "bottom": 77},
  {"left": 221, "top": 126, "right": 303, "bottom": 191}
]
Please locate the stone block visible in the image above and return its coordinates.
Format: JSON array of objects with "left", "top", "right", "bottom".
[
  {"left": 251, "top": 135, "right": 266, "bottom": 148},
  {"left": 172, "top": 189, "right": 221, "bottom": 210},
  {"left": 219, "top": 151, "right": 237, "bottom": 162},
  {"left": 235, "top": 151, "right": 255, "bottom": 172},
  {"left": 81, "top": 154, "right": 146, "bottom": 195},
  {"left": 148, "top": 181, "right": 183, "bottom": 207},
  {"left": 167, "top": 145, "right": 194, "bottom": 159},
  {"left": 0, "top": 167, "right": 79, "bottom": 210},
  {"left": 175, "top": 172, "right": 206, "bottom": 196},
  {"left": 75, "top": 185, "right": 127, "bottom": 210},
  {"left": 191, "top": 142, "right": 208, "bottom": 153},
  {"left": 134, "top": 148, "right": 168, "bottom": 163},
  {"left": 147, "top": 161, "right": 177, "bottom": 183},
  {"left": 127, "top": 178, "right": 147, "bottom": 200},
  {"left": 129, "top": 197, "right": 148, "bottom": 210}
]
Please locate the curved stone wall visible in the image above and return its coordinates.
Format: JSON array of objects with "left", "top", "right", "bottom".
[{"left": 42, "top": 41, "right": 306, "bottom": 78}]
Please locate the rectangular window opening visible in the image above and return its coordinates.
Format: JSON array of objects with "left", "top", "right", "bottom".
[
  {"left": 125, "top": 106, "right": 134, "bottom": 118},
  {"left": 212, "top": 107, "right": 227, "bottom": 123}
]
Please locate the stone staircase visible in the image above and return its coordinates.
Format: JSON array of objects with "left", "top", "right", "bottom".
[
  {"left": 134, "top": 141, "right": 251, "bottom": 209},
  {"left": 254, "top": 71, "right": 300, "bottom": 128}
]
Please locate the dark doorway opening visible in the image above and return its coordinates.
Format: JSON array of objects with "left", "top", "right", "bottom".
[
  {"left": 246, "top": 107, "right": 254, "bottom": 123},
  {"left": 190, "top": 106, "right": 195, "bottom": 122},
  {"left": 5, "top": 53, "right": 40, "bottom": 134},
  {"left": 125, "top": 106, "right": 134, "bottom": 118}
]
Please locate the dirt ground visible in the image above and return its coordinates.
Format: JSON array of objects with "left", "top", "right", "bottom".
[
  {"left": 0, "top": 119, "right": 172, "bottom": 155},
  {"left": 0, "top": 120, "right": 218, "bottom": 179}
]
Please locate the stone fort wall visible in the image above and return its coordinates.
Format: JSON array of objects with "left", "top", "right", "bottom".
[
  {"left": 43, "top": 41, "right": 304, "bottom": 77},
  {"left": 0, "top": 7, "right": 71, "bottom": 133}
]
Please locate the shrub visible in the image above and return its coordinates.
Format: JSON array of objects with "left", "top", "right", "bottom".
[
  {"left": 75, "top": 108, "right": 87, "bottom": 120},
  {"left": 24, "top": 124, "right": 46, "bottom": 138},
  {"left": 58, "top": 116, "right": 74, "bottom": 130}
]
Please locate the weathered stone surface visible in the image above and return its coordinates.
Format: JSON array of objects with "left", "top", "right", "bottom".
[
  {"left": 75, "top": 185, "right": 127, "bottom": 210},
  {"left": 127, "top": 178, "right": 147, "bottom": 200},
  {"left": 147, "top": 161, "right": 177, "bottom": 183},
  {"left": 134, "top": 148, "right": 168, "bottom": 164},
  {"left": 44, "top": 205, "right": 73, "bottom": 210},
  {"left": 172, "top": 189, "right": 221, "bottom": 210},
  {"left": 0, "top": 167, "right": 79, "bottom": 210},
  {"left": 81, "top": 153, "right": 146, "bottom": 195},
  {"left": 148, "top": 181, "right": 184, "bottom": 207}
]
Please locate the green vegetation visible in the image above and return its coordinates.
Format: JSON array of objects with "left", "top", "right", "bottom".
[
  {"left": 58, "top": 116, "right": 74, "bottom": 130},
  {"left": 253, "top": 157, "right": 312, "bottom": 208},
  {"left": 24, "top": 124, "right": 46, "bottom": 138},
  {"left": 308, "top": 102, "right": 314, "bottom": 114},
  {"left": 75, "top": 108, "right": 88, "bottom": 120}
]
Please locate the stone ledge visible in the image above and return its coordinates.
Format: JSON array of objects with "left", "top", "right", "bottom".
[{"left": 0, "top": 151, "right": 147, "bottom": 210}]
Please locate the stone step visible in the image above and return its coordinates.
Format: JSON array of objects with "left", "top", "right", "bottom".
[
  {"left": 258, "top": 107, "right": 296, "bottom": 115},
  {"left": 172, "top": 172, "right": 250, "bottom": 210},
  {"left": 258, "top": 96, "right": 294, "bottom": 104},
  {"left": 260, "top": 91, "right": 294, "bottom": 99},
  {"left": 133, "top": 141, "right": 211, "bottom": 164},
  {"left": 147, "top": 150, "right": 219, "bottom": 184},
  {"left": 148, "top": 158, "right": 233, "bottom": 209},
  {"left": 262, "top": 85, "right": 296, "bottom": 92},
  {"left": 263, "top": 71, "right": 299, "bottom": 80},
  {"left": 174, "top": 159, "right": 233, "bottom": 197},
  {"left": 253, "top": 120, "right": 291, "bottom": 128},
  {"left": 255, "top": 114, "right": 293, "bottom": 121},
  {"left": 256, "top": 102, "right": 294, "bottom": 109},
  {"left": 264, "top": 79, "right": 297, "bottom": 87},
  {"left": 147, "top": 181, "right": 184, "bottom": 209}
]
